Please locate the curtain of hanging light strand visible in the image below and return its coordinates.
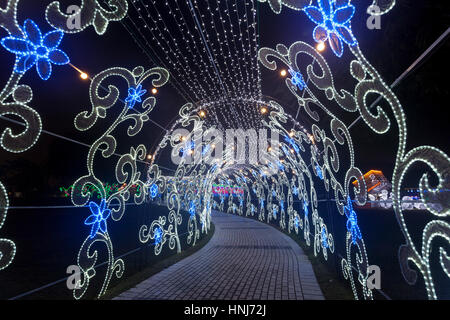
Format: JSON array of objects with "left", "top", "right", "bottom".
[{"left": 127, "top": 0, "right": 263, "bottom": 130}]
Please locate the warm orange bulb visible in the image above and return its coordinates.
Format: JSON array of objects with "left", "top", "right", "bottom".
[
  {"left": 316, "top": 42, "right": 326, "bottom": 52},
  {"left": 152, "top": 88, "right": 158, "bottom": 94},
  {"left": 267, "top": 146, "right": 272, "bottom": 152},
  {"left": 80, "top": 72, "right": 88, "bottom": 80},
  {"left": 289, "top": 130, "right": 295, "bottom": 137},
  {"left": 308, "top": 133, "right": 315, "bottom": 144},
  {"left": 199, "top": 110, "right": 206, "bottom": 118},
  {"left": 280, "top": 69, "right": 287, "bottom": 77},
  {"left": 147, "top": 154, "right": 153, "bottom": 160},
  {"left": 260, "top": 106, "right": 268, "bottom": 114}
]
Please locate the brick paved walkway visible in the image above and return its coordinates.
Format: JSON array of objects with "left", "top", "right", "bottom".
[{"left": 114, "top": 211, "right": 324, "bottom": 300}]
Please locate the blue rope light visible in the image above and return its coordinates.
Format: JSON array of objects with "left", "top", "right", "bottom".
[
  {"left": 189, "top": 200, "right": 196, "bottom": 217},
  {"left": 1, "top": 19, "right": 70, "bottom": 80},
  {"left": 149, "top": 183, "right": 159, "bottom": 199},
  {"left": 125, "top": 84, "right": 147, "bottom": 108},
  {"left": 303, "top": 0, "right": 357, "bottom": 57},
  {"left": 344, "top": 196, "right": 362, "bottom": 244},
  {"left": 294, "top": 216, "right": 300, "bottom": 229},
  {"left": 288, "top": 68, "right": 307, "bottom": 91},
  {"left": 316, "top": 165, "right": 324, "bottom": 180},
  {"left": 303, "top": 200, "right": 309, "bottom": 217},
  {"left": 321, "top": 226, "right": 329, "bottom": 248},
  {"left": 154, "top": 227, "right": 163, "bottom": 245},
  {"left": 84, "top": 199, "right": 111, "bottom": 239},
  {"left": 284, "top": 135, "right": 299, "bottom": 153}
]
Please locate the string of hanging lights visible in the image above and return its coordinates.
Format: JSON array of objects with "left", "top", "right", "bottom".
[{"left": 124, "top": 0, "right": 263, "bottom": 130}]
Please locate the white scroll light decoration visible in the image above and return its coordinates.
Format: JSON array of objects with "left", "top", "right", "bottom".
[
  {"left": 158, "top": 93, "right": 336, "bottom": 264},
  {"left": 370, "top": 0, "right": 396, "bottom": 15},
  {"left": 0, "top": 0, "right": 127, "bottom": 273},
  {"left": 0, "top": 182, "right": 15, "bottom": 271},
  {"left": 45, "top": 0, "right": 129, "bottom": 35},
  {"left": 258, "top": 0, "right": 449, "bottom": 300},
  {"left": 158, "top": 103, "right": 217, "bottom": 246},
  {"left": 71, "top": 65, "right": 174, "bottom": 299}
]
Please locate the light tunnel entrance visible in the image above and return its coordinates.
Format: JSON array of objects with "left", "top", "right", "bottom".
[{"left": 0, "top": 0, "right": 448, "bottom": 302}]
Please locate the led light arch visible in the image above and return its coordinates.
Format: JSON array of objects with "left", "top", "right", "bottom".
[{"left": 0, "top": 0, "right": 447, "bottom": 302}]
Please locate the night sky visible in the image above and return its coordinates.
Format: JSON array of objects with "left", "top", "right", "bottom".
[{"left": 0, "top": 0, "right": 448, "bottom": 200}]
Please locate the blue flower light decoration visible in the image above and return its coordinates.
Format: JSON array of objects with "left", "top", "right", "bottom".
[
  {"left": 84, "top": 199, "right": 111, "bottom": 239},
  {"left": 294, "top": 216, "right": 300, "bottom": 229},
  {"left": 321, "top": 226, "right": 329, "bottom": 248},
  {"left": 288, "top": 69, "right": 306, "bottom": 91},
  {"left": 284, "top": 135, "right": 299, "bottom": 154},
  {"left": 293, "top": 186, "right": 298, "bottom": 196},
  {"left": 125, "top": 84, "right": 147, "bottom": 108},
  {"left": 273, "top": 206, "right": 278, "bottom": 218},
  {"left": 260, "top": 198, "right": 265, "bottom": 208},
  {"left": 304, "top": 0, "right": 357, "bottom": 57},
  {"left": 182, "top": 141, "right": 195, "bottom": 157},
  {"left": 280, "top": 200, "right": 284, "bottom": 211},
  {"left": 303, "top": 201, "right": 309, "bottom": 217},
  {"left": 154, "top": 227, "right": 163, "bottom": 245},
  {"left": 1, "top": 19, "right": 70, "bottom": 80},
  {"left": 277, "top": 161, "right": 285, "bottom": 171},
  {"left": 202, "top": 144, "right": 210, "bottom": 156},
  {"left": 344, "top": 196, "right": 362, "bottom": 244},
  {"left": 189, "top": 200, "right": 196, "bottom": 218},
  {"left": 316, "top": 165, "right": 324, "bottom": 180},
  {"left": 149, "top": 183, "right": 158, "bottom": 199}
]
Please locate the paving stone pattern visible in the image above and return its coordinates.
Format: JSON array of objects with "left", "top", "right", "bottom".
[{"left": 114, "top": 210, "right": 324, "bottom": 300}]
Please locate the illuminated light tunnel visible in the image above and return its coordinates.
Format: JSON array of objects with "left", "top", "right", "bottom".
[{"left": 0, "top": 0, "right": 449, "bottom": 305}]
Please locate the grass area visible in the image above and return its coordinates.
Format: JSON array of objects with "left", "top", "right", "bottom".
[
  {"left": 284, "top": 230, "right": 354, "bottom": 300},
  {"left": 101, "top": 223, "right": 215, "bottom": 300}
]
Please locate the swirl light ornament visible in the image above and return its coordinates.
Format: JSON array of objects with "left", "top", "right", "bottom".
[
  {"left": 0, "top": 182, "right": 15, "bottom": 271},
  {"left": 45, "top": 0, "right": 128, "bottom": 35},
  {"left": 134, "top": 0, "right": 445, "bottom": 301},
  {"left": 71, "top": 65, "right": 172, "bottom": 299},
  {"left": 251, "top": 0, "right": 449, "bottom": 300},
  {"left": 0, "top": 0, "right": 448, "bottom": 302},
  {"left": 0, "top": 0, "right": 128, "bottom": 296}
]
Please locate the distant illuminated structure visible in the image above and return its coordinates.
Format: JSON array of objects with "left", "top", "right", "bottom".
[
  {"left": 352, "top": 170, "right": 391, "bottom": 195},
  {"left": 212, "top": 184, "right": 244, "bottom": 196}
]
